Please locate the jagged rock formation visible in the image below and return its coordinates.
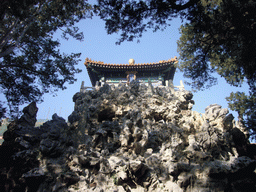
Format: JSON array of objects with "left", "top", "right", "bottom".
[{"left": 0, "top": 82, "right": 256, "bottom": 191}]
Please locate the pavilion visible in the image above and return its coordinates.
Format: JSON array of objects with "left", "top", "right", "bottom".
[{"left": 84, "top": 57, "right": 178, "bottom": 88}]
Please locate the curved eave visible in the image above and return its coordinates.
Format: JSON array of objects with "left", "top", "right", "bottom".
[
  {"left": 84, "top": 57, "right": 178, "bottom": 68},
  {"left": 86, "top": 63, "right": 175, "bottom": 72},
  {"left": 84, "top": 57, "right": 178, "bottom": 86}
]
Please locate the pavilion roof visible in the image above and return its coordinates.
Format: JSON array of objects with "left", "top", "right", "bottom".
[
  {"left": 84, "top": 57, "right": 178, "bottom": 86},
  {"left": 85, "top": 57, "right": 177, "bottom": 70}
]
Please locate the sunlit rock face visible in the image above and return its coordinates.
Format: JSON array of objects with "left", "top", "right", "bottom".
[{"left": 0, "top": 81, "right": 255, "bottom": 192}]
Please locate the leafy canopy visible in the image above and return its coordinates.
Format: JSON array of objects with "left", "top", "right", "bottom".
[
  {"left": 0, "top": 0, "right": 93, "bottom": 118},
  {"left": 178, "top": 0, "right": 256, "bottom": 90},
  {"left": 97, "top": 0, "right": 199, "bottom": 44},
  {"left": 178, "top": 0, "right": 256, "bottom": 137}
]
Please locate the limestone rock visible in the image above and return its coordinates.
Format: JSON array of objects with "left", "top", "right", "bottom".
[{"left": 1, "top": 83, "right": 256, "bottom": 192}]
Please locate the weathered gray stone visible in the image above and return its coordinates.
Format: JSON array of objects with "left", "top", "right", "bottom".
[
  {"left": 21, "top": 102, "right": 38, "bottom": 126},
  {"left": 1, "top": 84, "right": 255, "bottom": 192}
]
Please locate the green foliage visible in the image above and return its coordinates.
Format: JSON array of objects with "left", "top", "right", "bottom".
[
  {"left": 112, "top": 174, "right": 118, "bottom": 185},
  {"left": 226, "top": 92, "right": 256, "bottom": 138},
  {"left": 178, "top": 0, "right": 256, "bottom": 90},
  {"left": 226, "top": 92, "right": 249, "bottom": 117},
  {"left": 0, "top": 101, "right": 6, "bottom": 121},
  {"left": 0, "top": 0, "right": 94, "bottom": 117},
  {"left": 97, "top": 0, "right": 199, "bottom": 44},
  {"left": 177, "top": 0, "right": 256, "bottom": 136}
]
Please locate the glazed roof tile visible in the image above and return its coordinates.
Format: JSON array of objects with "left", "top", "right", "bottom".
[{"left": 84, "top": 57, "right": 178, "bottom": 69}]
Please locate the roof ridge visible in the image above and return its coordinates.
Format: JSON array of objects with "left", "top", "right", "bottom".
[{"left": 85, "top": 57, "right": 178, "bottom": 66}]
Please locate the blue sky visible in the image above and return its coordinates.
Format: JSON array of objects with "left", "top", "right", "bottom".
[{"left": 1, "top": 15, "right": 249, "bottom": 121}]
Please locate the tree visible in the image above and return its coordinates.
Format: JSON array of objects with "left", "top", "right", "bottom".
[
  {"left": 0, "top": 0, "right": 93, "bottom": 118},
  {"left": 97, "top": 0, "right": 256, "bottom": 138},
  {"left": 178, "top": 0, "right": 256, "bottom": 89},
  {"left": 0, "top": 101, "right": 6, "bottom": 125},
  {"left": 97, "top": 0, "right": 199, "bottom": 44},
  {"left": 177, "top": 0, "right": 256, "bottom": 138}
]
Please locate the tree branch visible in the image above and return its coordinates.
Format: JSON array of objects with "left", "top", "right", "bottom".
[
  {"left": 0, "top": 64, "right": 44, "bottom": 76},
  {"left": 0, "top": 1, "right": 44, "bottom": 58},
  {"left": 0, "top": 17, "right": 34, "bottom": 58},
  {"left": 169, "top": 0, "right": 199, "bottom": 11}
]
